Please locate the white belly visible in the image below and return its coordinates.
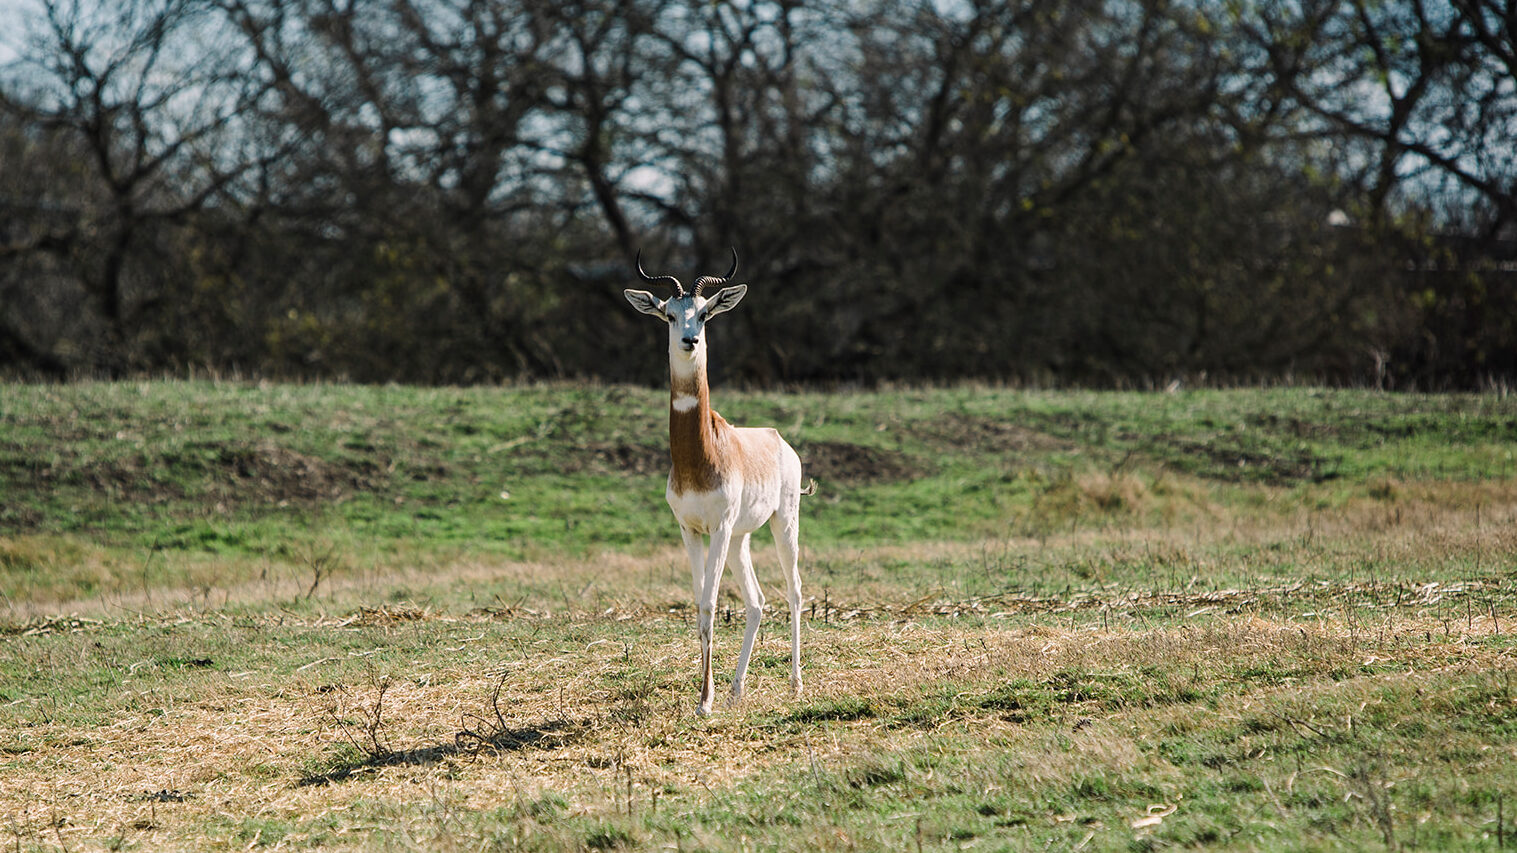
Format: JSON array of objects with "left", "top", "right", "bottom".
[{"left": 667, "top": 476, "right": 780, "bottom": 536}]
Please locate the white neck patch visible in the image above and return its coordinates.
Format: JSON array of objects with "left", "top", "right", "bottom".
[{"left": 671, "top": 393, "right": 700, "bottom": 413}]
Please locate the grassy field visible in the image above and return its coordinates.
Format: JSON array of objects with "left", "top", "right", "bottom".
[{"left": 2, "top": 380, "right": 1516, "bottom": 851}]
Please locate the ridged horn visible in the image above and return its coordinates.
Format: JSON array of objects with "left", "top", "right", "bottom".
[
  {"left": 635, "top": 249, "right": 685, "bottom": 296},
  {"left": 692, "top": 247, "right": 739, "bottom": 296}
]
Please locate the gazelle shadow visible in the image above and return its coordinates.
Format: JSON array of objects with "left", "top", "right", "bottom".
[{"left": 296, "top": 716, "right": 590, "bottom": 787}]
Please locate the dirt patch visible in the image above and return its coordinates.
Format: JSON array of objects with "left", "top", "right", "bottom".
[
  {"left": 1160, "top": 437, "right": 1335, "bottom": 485},
  {"left": 0, "top": 440, "right": 424, "bottom": 510},
  {"left": 205, "top": 442, "right": 384, "bottom": 503},
  {"left": 1248, "top": 413, "right": 1344, "bottom": 440},
  {"left": 0, "top": 443, "right": 187, "bottom": 507},
  {"left": 797, "top": 441, "right": 926, "bottom": 485},
  {"left": 910, "top": 415, "right": 1073, "bottom": 457},
  {"left": 556, "top": 441, "right": 669, "bottom": 476}
]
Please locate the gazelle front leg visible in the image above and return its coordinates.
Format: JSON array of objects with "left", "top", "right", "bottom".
[
  {"left": 679, "top": 526, "right": 705, "bottom": 609},
  {"left": 696, "top": 523, "right": 735, "bottom": 717}
]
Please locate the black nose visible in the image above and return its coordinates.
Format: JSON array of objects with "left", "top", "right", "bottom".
[{"left": 682, "top": 336, "right": 699, "bottom": 346}]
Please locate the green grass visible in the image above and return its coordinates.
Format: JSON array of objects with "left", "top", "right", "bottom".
[{"left": 1, "top": 380, "right": 1516, "bottom": 850}]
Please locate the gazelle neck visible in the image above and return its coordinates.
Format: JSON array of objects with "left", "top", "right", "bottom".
[{"left": 668, "top": 349, "right": 721, "bottom": 494}]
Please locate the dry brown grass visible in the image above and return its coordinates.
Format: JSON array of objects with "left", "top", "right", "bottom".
[{"left": 3, "top": 588, "right": 1510, "bottom": 851}]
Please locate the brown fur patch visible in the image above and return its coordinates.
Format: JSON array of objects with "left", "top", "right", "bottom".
[
  {"left": 667, "top": 366, "right": 788, "bottom": 496},
  {"left": 668, "top": 371, "right": 723, "bottom": 495}
]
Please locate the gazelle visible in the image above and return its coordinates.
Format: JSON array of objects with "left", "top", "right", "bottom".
[{"left": 625, "top": 248, "right": 811, "bottom": 716}]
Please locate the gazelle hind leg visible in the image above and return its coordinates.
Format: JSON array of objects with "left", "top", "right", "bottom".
[
  {"left": 727, "top": 533, "right": 764, "bottom": 703},
  {"left": 770, "top": 506, "right": 803, "bottom": 696}
]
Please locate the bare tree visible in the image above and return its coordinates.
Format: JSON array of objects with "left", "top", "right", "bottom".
[
  {"left": 0, "top": 0, "right": 266, "bottom": 372},
  {"left": 0, "top": 0, "right": 1510, "bottom": 384}
]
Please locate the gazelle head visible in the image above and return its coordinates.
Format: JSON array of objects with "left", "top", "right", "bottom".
[{"left": 624, "top": 247, "right": 747, "bottom": 363}]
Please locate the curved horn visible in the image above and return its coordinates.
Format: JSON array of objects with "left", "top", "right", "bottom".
[
  {"left": 635, "top": 249, "right": 685, "bottom": 296},
  {"left": 693, "top": 247, "right": 739, "bottom": 296}
]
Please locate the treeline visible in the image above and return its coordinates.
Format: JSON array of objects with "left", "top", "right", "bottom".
[{"left": 0, "top": 0, "right": 1514, "bottom": 387}]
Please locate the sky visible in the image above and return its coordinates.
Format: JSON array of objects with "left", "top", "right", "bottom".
[{"left": 0, "top": 0, "right": 35, "bottom": 66}]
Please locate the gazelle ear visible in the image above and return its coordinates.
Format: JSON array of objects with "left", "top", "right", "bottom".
[
  {"left": 703, "top": 284, "right": 747, "bottom": 318},
  {"left": 624, "top": 289, "right": 666, "bottom": 318}
]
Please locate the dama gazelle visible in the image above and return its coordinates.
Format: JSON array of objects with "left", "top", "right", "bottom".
[{"left": 624, "top": 248, "right": 811, "bottom": 716}]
